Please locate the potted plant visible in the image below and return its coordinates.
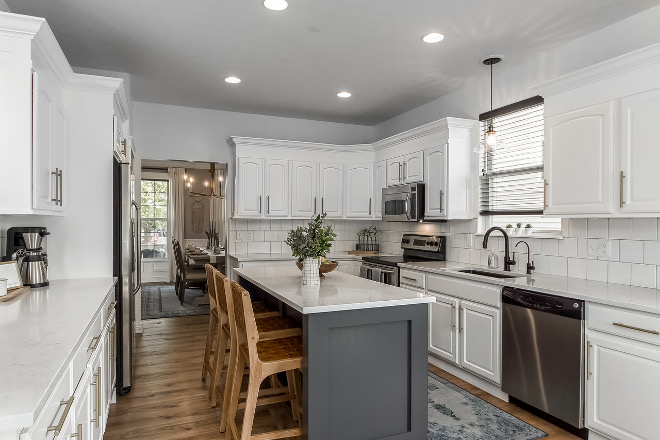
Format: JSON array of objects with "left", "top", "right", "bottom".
[
  {"left": 515, "top": 222, "right": 523, "bottom": 235},
  {"left": 525, "top": 223, "right": 533, "bottom": 236},
  {"left": 286, "top": 213, "right": 337, "bottom": 285},
  {"left": 505, "top": 224, "right": 514, "bottom": 235}
]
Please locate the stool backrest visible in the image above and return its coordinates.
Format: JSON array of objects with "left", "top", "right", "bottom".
[
  {"left": 204, "top": 264, "right": 217, "bottom": 309},
  {"left": 213, "top": 270, "right": 230, "bottom": 316},
  {"left": 228, "top": 281, "right": 259, "bottom": 357}
]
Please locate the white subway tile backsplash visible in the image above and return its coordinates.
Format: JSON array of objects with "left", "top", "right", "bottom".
[
  {"left": 631, "top": 264, "right": 656, "bottom": 288},
  {"left": 599, "top": 240, "right": 620, "bottom": 261},
  {"left": 587, "top": 260, "right": 608, "bottom": 282},
  {"left": 632, "top": 218, "right": 658, "bottom": 241},
  {"left": 542, "top": 239, "right": 559, "bottom": 256},
  {"left": 609, "top": 219, "right": 632, "bottom": 240},
  {"left": 270, "top": 242, "right": 282, "bottom": 253},
  {"left": 558, "top": 238, "right": 578, "bottom": 257},
  {"left": 549, "top": 256, "right": 568, "bottom": 277},
  {"left": 469, "top": 249, "right": 481, "bottom": 265},
  {"left": 270, "top": 220, "right": 282, "bottom": 230},
  {"left": 235, "top": 219, "right": 248, "bottom": 230},
  {"left": 620, "top": 240, "right": 644, "bottom": 263},
  {"left": 252, "top": 230, "right": 265, "bottom": 242},
  {"left": 567, "top": 258, "right": 587, "bottom": 279},
  {"left": 578, "top": 239, "right": 596, "bottom": 260},
  {"left": 587, "top": 219, "right": 608, "bottom": 238},
  {"left": 458, "top": 248, "right": 470, "bottom": 264},
  {"left": 569, "top": 219, "right": 588, "bottom": 238},
  {"left": 235, "top": 242, "right": 248, "bottom": 254},
  {"left": 259, "top": 220, "right": 271, "bottom": 230},
  {"left": 248, "top": 219, "right": 261, "bottom": 230},
  {"left": 534, "top": 255, "right": 550, "bottom": 274},
  {"left": 608, "top": 262, "right": 631, "bottom": 285},
  {"left": 644, "top": 241, "right": 660, "bottom": 265}
]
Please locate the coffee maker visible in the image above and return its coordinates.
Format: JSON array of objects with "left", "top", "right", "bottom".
[{"left": 4, "top": 227, "right": 50, "bottom": 287}]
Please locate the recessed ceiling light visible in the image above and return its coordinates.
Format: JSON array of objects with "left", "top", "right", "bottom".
[
  {"left": 224, "top": 76, "right": 241, "bottom": 84},
  {"left": 337, "top": 91, "right": 352, "bottom": 98},
  {"left": 264, "top": 0, "right": 288, "bottom": 11},
  {"left": 422, "top": 32, "right": 445, "bottom": 43}
]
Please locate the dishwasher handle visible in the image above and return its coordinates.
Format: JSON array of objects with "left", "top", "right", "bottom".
[{"left": 502, "top": 287, "right": 584, "bottom": 320}]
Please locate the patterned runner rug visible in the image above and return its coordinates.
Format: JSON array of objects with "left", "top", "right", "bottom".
[{"left": 141, "top": 284, "right": 209, "bottom": 319}]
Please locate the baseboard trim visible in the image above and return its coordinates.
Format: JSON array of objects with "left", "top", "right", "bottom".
[
  {"left": 428, "top": 354, "right": 509, "bottom": 402},
  {"left": 134, "top": 321, "right": 144, "bottom": 334}
]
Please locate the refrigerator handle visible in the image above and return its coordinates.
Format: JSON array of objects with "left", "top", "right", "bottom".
[{"left": 131, "top": 201, "right": 141, "bottom": 295}]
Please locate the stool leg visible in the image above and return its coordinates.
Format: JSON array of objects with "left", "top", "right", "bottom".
[
  {"left": 210, "top": 326, "right": 229, "bottom": 406},
  {"left": 224, "top": 352, "right": 246, "bottom": 440},
  {"left": 240, "top": 371, "right": 263, "bottom": 440},
  {"left": 220, "top": 336, "right": 238, "bottom": 433},
  {"left": 201, "top": 312, "right": 218, "bottom": 381},
  {"left": 286, "top": 370, "right": 301, "bottom": 423}
]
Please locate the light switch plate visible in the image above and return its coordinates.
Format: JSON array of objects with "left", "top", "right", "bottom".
[
  {"left": 236, "top": 231, "right": 253, "bottom": 241},
  {"left": 588, "top": 239, "right": 609, "bottom": 257}
]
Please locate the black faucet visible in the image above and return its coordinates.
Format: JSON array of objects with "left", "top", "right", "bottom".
[
  {"left": 515, "top": 241, "right": 535, "bottom": 275},
  {"left": 483, "top": 227, "right": 516, "bottom": 271}
]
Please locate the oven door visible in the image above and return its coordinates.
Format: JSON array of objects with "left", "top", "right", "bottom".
[{"left": 382, "top": 190, "right": 411, "bottom": 221}]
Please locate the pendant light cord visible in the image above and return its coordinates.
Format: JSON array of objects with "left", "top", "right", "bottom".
[{"left": 490, "top": 62, "right": 493, "bottom": 127}]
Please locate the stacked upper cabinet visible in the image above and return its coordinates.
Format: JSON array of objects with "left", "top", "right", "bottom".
[
  {"left": 291, "top": 161, "right": 318, "bottom": 218},
  {"left": 345, "top": 163, "right": 373, "bottom": 218},
  {"left": 318, "top": 163, "right": 344, "bottom": 218},
  {"left": 537, "top": 43, "right": 660, "bottom": 217}
]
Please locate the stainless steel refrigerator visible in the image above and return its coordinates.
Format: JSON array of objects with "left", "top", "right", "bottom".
[{"left": 113, "top": 144, "right": 141, "bottom": 395}]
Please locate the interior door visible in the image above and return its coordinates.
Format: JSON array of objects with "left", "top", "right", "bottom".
[
  {"left": 386, "top": 157, "right": 404, "bottom": 186},
  {"left": 265, "top": 159, "right": 289, "bottom": 217},
  {"left": 424, "top": 145, "right": 447, "bottom": 219},
  {"left": 544, "top": 102, "right": 614, "bottom": 215},
  {"left": 428, "top": 292, "right": 459, "bottom": 365},
  {"left": 403, "top": 151, "right": 424, "bottom": 183},
  {"left": 319, "top": 163, "right": 343, "bottom": 218},
  {"left": 290, "top": 161, "right": 317, "bottom": 217},
  {"left": 459, "top": 301, "right": 500, "bottom": 384},
  {"left": 345, "top": 163, "right": 373, "bottom": 218},
  {"left": 373, "top": 161, "right": 386, "bottom": 218},
  {"left": 236, "top": 157, "right": 264, "bottom": 217},
  {"left": 619, "top": 87, "right": 660, "bottom": 214},
  {"left": 587, "top": 334, "right": 660, "bottom": 440}
]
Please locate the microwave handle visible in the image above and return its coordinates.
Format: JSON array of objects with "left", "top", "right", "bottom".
[{"left": 405, "top": 195, "right": 411, "bottom": 220}]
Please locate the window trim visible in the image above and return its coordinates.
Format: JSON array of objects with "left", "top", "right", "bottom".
[{"left": 140, "top": 176, "right": 170, "bottom": 260}]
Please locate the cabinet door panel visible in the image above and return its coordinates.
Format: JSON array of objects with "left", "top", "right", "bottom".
[
  {"left": 345, "top": 163, "right": 372, "bottom": 218},
  {"left": 620, "top": 88, "right": 660, "bottom": 213},
  {"left": 424, "top": 146, "right": 447, "bottom": 219},
  {"left": 265, "top": 160, "right": 289, "bottom": 217},
  {"left": 52, "top": 106, "right": 66, "bottom": 211},
  {"left": 291, "top": 161, "right": 317, "bottom": 217},
  {"left": 236, "top": 158, "right": 264, "bottom": 217},
  {"left": 33, "top": 82, "right": 54, "bottom": 211},
  {"left": 428, "top": 293, "right": 459, "bottom": 365},
  {"left": 404, "top": 151, "right": 424, "bottom": 183},
  {"left": 373, "top": 161, "right": 386, "bottom": 218},
  {"left": 386, "top": 157, "right": 403, "bottom": 187},
  {"left": 319, "top": 163, "right": 343, "bottom": 218},
  {"left": 75, "top": 370, "right": 92, "bottom": 440},
  {"left": 544, "top": 102, "right": 614, "bottom": 215},
  {"left": 587, "top": 334, "right": 660, "bottom": 440},
  {"left": 459, "top": 301, "right": 500, "bottom": 384}
]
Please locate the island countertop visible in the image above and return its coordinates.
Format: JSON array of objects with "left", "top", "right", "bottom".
[{"left": 234, "top": 266, "right": 434, "bottom": 314}]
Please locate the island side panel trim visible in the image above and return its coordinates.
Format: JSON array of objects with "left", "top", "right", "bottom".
[{"left": 303, "top": 304, "right": 428, "bottom": 440}]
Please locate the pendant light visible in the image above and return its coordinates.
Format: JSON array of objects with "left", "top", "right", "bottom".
[{"left": 475, "top": 56, "right": 505, "bottom": 153}]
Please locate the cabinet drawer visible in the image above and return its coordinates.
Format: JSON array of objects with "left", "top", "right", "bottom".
[
  {"left": 101, "top": 289, "right": 116, "bottom": 324},
  {"left": 587, "top": 304, "right": 660, "bottom": 346},
  {"left": 399, "top": 269, "right": 425, "bottom": 289},
  {"left": 24, "top": 365, "right": 73, "bottom": 440},
  {"left": 427, "top": 274, "right": 501, "bottom": 308},
  {"left": 71, "top": 310, "right": 104, "bottom": 388}
]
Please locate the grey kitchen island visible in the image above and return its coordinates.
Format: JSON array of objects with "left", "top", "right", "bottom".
[{"left": 234, "top": 266, "right": 434, "bottom": 440}]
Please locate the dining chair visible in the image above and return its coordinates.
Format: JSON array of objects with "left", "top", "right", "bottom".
[{"left": 173, "top": 240, "right": 206, "bottom": 304}]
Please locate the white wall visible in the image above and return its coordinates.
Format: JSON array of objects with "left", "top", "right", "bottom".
[{"left": 375, "top": 5, "right": 660, "bottom": 139}]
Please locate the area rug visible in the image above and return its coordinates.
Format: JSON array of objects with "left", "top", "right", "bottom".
[
  {"left": 141, "top": 284, "right": 209, "bottom": 319},
  {"left": 428, "top": 373, "right": 547, "bottom": 440}
]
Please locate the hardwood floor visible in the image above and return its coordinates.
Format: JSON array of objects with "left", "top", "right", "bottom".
[{"left": 105, "top": 315, "right": 580, "bottom": 440}]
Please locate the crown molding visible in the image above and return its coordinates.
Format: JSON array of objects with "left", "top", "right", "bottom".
[
  {"left": 0, "top": 12, "right": 44, "bottom": 38},
  {"left": 532, "top": 42, "right": 660, "bottom": 97},
  {"left": 228, "top": 136, "right": 374, "bottom": 154},
  {"left": 372, "top": 117, "right": 476, "bottom": 151}
]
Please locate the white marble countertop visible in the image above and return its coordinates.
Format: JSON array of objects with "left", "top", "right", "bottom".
[
  {"left": 398, "top": 261, "right": 660, "bottom": 315},
  {"left": 234, "top": 266, "right": 434, "bottom": 314},
  {"left": 0, "top": 278, "right": 116, "bottom": 432},
  {"left": 229, "top": 252, "right": 372, "bottom": 262}
]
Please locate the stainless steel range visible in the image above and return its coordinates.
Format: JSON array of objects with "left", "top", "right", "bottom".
[{"left": 360, "top": 234, "right": 445, "bottom": 286}]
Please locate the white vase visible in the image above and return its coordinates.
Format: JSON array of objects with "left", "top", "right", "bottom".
[
  {"left": 505, "top": 227, "right": 514, "bottom": 236},
  {"left": 301, "top": 257, "right": 321, "bottom": 285},
  {"left": 525, "top": 228, "right": 533, "bottom": 236}
]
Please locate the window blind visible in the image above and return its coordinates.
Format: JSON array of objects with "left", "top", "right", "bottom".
[{"left": 479, "top": 97, "right": 545, "bottom": 216}]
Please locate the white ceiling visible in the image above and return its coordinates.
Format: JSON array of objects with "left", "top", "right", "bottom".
[{"left": 7, "top": 0, "right": 660, "bottom": 124}]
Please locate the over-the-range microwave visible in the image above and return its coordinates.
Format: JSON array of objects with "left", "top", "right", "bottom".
[{"left": 382, "top": 183, "right": 425, "bottom": 222}]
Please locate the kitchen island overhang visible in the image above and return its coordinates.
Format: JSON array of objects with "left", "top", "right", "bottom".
[{"left": 234, "top": 266, "right": 434, "bottom": 440}]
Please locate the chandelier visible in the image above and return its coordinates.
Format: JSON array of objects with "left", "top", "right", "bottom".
[{"left": 184, "top": 163, "right": 224, "bottom": 199}]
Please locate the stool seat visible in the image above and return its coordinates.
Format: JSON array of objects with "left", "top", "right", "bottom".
[
  {"left": 222, "top": 315, "right": 301, "bottom": 340},
  {"left": 252, "top": 301, "right": 276, "bottom": 315},
  {"left": 255, "top": 335, "right": 303, "bottom": 362}
]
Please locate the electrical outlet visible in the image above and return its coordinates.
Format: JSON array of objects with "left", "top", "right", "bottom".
[
  {"left": 236, "top": 231, "right": 253, "bottom": 241},
  {"left": 588, "top": 239, "right": 609, "bottom": 257}
]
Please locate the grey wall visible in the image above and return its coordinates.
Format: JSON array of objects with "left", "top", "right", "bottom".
[{"left": 0, "top": 1, "right": 11, "bottom": 12}]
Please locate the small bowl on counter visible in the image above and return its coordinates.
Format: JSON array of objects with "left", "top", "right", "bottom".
[{"left": 296, "top": 260, "right": 339, "bottom": 279}]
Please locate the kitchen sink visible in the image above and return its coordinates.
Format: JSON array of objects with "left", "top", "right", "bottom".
[{"left": 455, "top": 269, "right": 526, "bottom": 279}]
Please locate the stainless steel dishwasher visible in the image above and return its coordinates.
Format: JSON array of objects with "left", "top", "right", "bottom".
[{"left": 502, "top": 287, "right": 585, "bottom": 428}]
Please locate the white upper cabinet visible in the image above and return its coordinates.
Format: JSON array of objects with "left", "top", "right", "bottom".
[
  {"left": 33, "top": 73, "right": 56, "bottom": 211},
  {"left": 319, "top": 163, "right": 344, "bottom": 218},
  {"left": 619, "top": 87, "right": 660, "bottom": 214},
  {"left": 403, "top": 151, "right": 424, "bottom": 183},
  {"left": 291, "top": 161, "right": 318, "bottom": 218},
  {"left": 264, "top": 160, "right": 289, "bottom": 217},
  {"left": 544, "top": 102, "right": 615, "bottom": 216},
  {"left": 373, "top": 161, "right": 386, "bottom": 219},
  {"left": 386, "top": 156, "right": 404, "bottom": 186},
  {"left": 345, "top": 163, "right": 373, "bottom": 218},
  {"left": 236, "top": 157, "right": 264, "bottom": 217},
  {"left": 424, "top": 145, "right": 447, "bottom": 219}
]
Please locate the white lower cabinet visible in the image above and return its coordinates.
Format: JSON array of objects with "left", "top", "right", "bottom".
[
  {"left": 428, "top": 293, "right": 459, "bottom": 365},
  {"left": 459, "top": 301, "right": 500, "bottom": 384}
]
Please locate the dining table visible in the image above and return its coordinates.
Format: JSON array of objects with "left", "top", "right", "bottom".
[{"left": 183, "top": 247, "right": 226, "bottom": 305}]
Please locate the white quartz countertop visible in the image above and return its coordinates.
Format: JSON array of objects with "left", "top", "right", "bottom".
[
  {"left": 0, "top": 278, "right": 116, "bottom": 432},
  {"left": 234, "top": 266, "right": 434, "bottom": 314},
  {"left": 229, "top": 252, "right": 370, "bottom": 262},
  {"left": 398, "top": 261, "right": 660, "bottom": 315}
]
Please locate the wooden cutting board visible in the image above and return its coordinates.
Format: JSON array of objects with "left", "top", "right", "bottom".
[{"left": 0, "top": 285, "right": 30, "bottom": 303}]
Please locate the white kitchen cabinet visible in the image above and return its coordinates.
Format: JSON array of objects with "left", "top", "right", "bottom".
[
  {"left": 373, "top": 161, "right": 386, "bottom": 218},
  {"left": 428, "top": 293, "right": 459, "bottom": 365},
  {"left": 74, "top": 369, "right": 92, "bottom": 440},
  {"left": 586, "top": 333, "right": 660, "bottom": 440},
  {"left": 386, "top": 156, "right": 404, "bottom": 186},
  {"left": 424, "top": 142, "right": 473, "bottom": 220},
  {"left": 544, "top": 101, "right": 615, "bottom": 216},
  {"left": 264, "top": 160, "right": 289, "bottom": 217},
  {"left": 403, "top": 151, "right": 424, "bottom": 183},
  {"left": 236, "top": 157, "right": 264, "bottom": 217},
  {"left": 424, "top": 145, "right": 447, "bottom": 218},
  {"left": 319, "top": 163, "right": 344, "bottom": 218},
  {"left": 619, "top": 87, "right": 660, "bottom": 214},
  {"left": 290, "top": 161, "right": 318, "bottom": 218},
  {"left": 459, "top": 301, "right": 500, "bottom": 384},
  {"left": 345, "top": 163, "right": 373, "bottom": 218}
]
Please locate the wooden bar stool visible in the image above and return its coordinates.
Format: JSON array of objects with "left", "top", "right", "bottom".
[
  {"left": 208, "top": 270, "right": 301, "bottom": 408},
  {"left": 223, "top": 281, "right": 303, "bottom": 440}
]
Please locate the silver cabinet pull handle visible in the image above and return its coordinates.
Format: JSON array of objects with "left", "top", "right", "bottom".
[
  {"left": 314, "top": 197, "right": 317, "bottom": 215},
  {"left": 108, "top": 301, "right": 117, "bottom": 311},
  {"left": 88, "top": 335, "right": 101, "bottom": 351},
  {"left": 91, "top": 366, "right": 102, "bottom": 427},
  {"left": 613, "top": 322, "right": 659, "bottom": 335},
  {"left": 458, "top": 306, "right": 463, "bottom": 333},
  {"left": 398, "top": 163, "right": 402, "bottom": 182},
  {"left": 451, "top": 303, "right": 456, "bottom": 330},
  {"left": 403, "top": 161, "right": 407, "bottom": 181},
  {"left": 47, "top": 395, "right": 74, "bottom": 436},
  {"left": 368, "top": 198, "right": 372, "bottom": 216},
  {"left": 401, "top": 276, "right": 416, "bottom": 282},
  {"left": 58, "top": 169, "right": 63, "bottom": 205},
  {"left": 70, "top": 423, "right": 83, "bottom": 439},
  {"left": 587, "top": 341, "right": 593, "bottom": 379},
  {"left": 266, "top": 196, "right": 270, "bottom": 214},
  {"left": 258, "top": 195, "right": 262, "bottom": 214},
  {"left": 620, "top": 171, "right": 625, "bottom": 208},
  {"left": 544, "top": 179, "right": 548, "bottom": 209},
  {"left": 439, "top": 190, "right": 444, "bottom": 214},
  {"left": 321, "top": 197, "right": 324, "bottom": 214},
  {"left": 52, "top": 168, "right": 59, "bottom": 203}
]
